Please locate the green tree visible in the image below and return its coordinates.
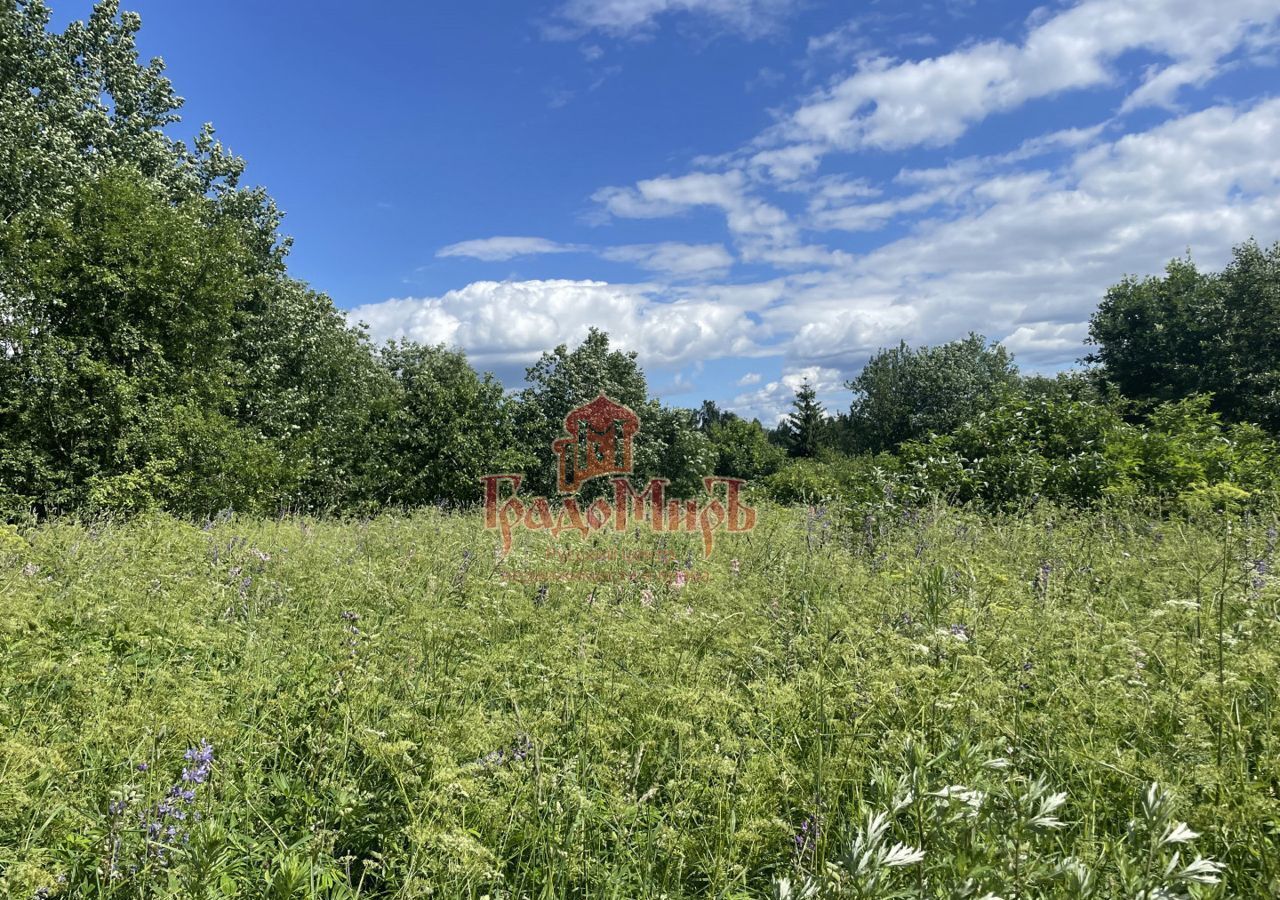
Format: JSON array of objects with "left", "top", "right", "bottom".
[
  {"left": 707, "top": 416, "right": 785, "bottom": 480},
  {"left": 0, "top": 2, "right": 399, "bottom": 517},
  {"left": 1088, "top": 240, "right": 1280, "bottom": 431},
  {"left": 782, "top": 380, "right": 829, "bottom": 458},
  {"left": 514, "top": 328, "right": 654, "bottom": 495},
  {"left": 1, "top": 1, "right": 279, "bottom": 247},
  {"left": 376, "top": 342, "right": 527, "bottom": 506},
  {"left": 694, "top": 399, "right": 733, "bottom": 431},
  {"left": 846, "top": 333, "right": 1019, "bottom": 453},
  {"left": 0, "top": 168, "right": 280, "bottom": 515},
  {"left": 232, "top": 279, "right": 394, "bottom": 512}
]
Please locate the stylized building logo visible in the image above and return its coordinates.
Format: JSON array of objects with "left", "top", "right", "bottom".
[
  {"left": 552, "top": 394, "right": 640, "bottom": 493},
  {"left": 482, "top": 394, "right": 756, "bottom": 557}
]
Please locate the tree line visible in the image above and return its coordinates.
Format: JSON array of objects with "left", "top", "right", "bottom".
[{"left": 3, "top": 1, "right": 1279, "bottom": 520}]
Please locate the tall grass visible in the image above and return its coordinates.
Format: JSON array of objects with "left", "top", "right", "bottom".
[{"left": 0, "top": 503, "right": 1276, "bottom": 897}]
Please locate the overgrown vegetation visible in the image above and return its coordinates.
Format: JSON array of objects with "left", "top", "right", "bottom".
[
  {"left": 2, "top": 504, "right": 1277, "bottom": 897},
  {"left": 5, "top": 4, "right": 1280, "bottom": 896}
]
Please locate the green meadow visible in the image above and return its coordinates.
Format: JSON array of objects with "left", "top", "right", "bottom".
[{"left": 2, "top": 504, "right": 1277, "bottom": 898}]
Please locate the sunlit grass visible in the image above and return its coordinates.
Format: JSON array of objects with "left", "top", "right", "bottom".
[{"left": 1, "top": 504, "right": 1277, "bottom": 897}]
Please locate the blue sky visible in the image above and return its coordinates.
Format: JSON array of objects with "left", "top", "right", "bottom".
[{"left": 58, "top": 0, "right": 1280, "bottom": 421}]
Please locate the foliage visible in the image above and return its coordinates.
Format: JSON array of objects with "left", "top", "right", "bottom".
[
  {"left": 2, "top": 503, "right": 1278, "bottom": 896},
  {"left": 376, "top": 341, "right": 528, "bottom": 507},
  {"left": 845, "top": 334, "right": 1019, "bottom": 453},
  {"left": 780, "top": 380, "right": 831, "bottom": 459},
  {"left": 759, "top": 453, "right": 901, "bottom": 507},
  {"left": 896, "top": 391, "right": 1280, "bottom": 510},
  {"left": 513, "top": 328, "right": 715, "bottom": 497},
  {"left": 1088, "top": 240, "right": 1280, "bottom": 431},
  {"left": 708, "top": 416, "right": 788, "bottom": 481},
  {"left": 0, "top": 169, "right": 277, "bottom": 517}
]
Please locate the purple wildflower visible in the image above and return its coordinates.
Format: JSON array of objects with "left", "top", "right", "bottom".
[{"left": 792, "top": 813, "right": 821, "bottom": 860}]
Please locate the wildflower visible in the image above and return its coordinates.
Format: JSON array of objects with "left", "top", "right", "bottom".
[
  {"left": 534, "top": 584, "right": 548, "bottom": 606},
  {"left": 141, "top": 740, "right": 214, "bottom": 861},
  {"left": 730, "top": 558, "right": 740, "bottom": 576},
  {"left": 793, "top": 813, "right": 821, "bottom": 858},
  {"left": 947, "top": 623, "right": 970, "bottom": 641},
  {"left": 640, "top": 588, "right": 655, "bottom": 608},
  {"left": 671, "top": 570, "right": 687, "bottom": 590},
  {"left": 135, "top": 762, "right": 148, "bottom": 772},
  {"left": 250, "top": 548, "right": 271, "bottom": 562},
  {"left": 21, "top": 563, "right": 39, "bottom": 577},
  {"left": 340, "top": 610, "right": 360, "bottom": 622}
]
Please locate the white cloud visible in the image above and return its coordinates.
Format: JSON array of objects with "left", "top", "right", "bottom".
[
  {"left": 438, "top": 236, "right": 735, "bottom": 278},
  {"left": 737, "top": 371, "right": 762, "bottom": 386},
  {"left": 550, "top": 0, "right": 797, "bottom": 38},
  {"left": 761, "top": 0, "right": 1279, "bottom": 158},
  {"left": 349, "top": 278, "right": 763, "bottom": 369},
  {"left": 600, "top": 242, "right": 734, "bottom": 276},
  {"left": 391, "top": 99, "right": 1280, "bottom": 393},
  {"left": 1003, "top": 322, "right": 1092, "bottom": 366},
  {"left": 437, "top": 236, "right": 583, "bottom": 261},
  {"left": 593, "top": 170, "right": 795, "bottom": 244},
  {"left": 774, "top": 98, "right": 1280, "bottom": 367}
]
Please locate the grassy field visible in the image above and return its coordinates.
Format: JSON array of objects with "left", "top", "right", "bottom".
[{"left": 1, "top": 504, "right": 1278, "bottom": 898}]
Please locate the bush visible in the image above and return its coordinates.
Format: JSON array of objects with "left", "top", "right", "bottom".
[
  {"left": 898, "top": 392, "right": 1280, "bottom": 510},
  {"left": 760, "top": 453, "right": 901, "bottom": 506}
]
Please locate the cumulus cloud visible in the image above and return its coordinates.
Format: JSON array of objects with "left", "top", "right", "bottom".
[
  {"left": 368, "top": 1, "right": 1279, "bottom": 420},
  {"left": 439, "top": 236, "right": 735, "bottom": 278},
  {"left": 375, "top": 98, "right": 1280, "bottom": 401},
  {"left": 593, "top": 170, "right": 793, "bottom": 243},
  {"left": 349, "top": 278, "right": 763, "bottom": 369},
  {"left": 774, "top": 98, "right": 1280, "bottom": 367}
]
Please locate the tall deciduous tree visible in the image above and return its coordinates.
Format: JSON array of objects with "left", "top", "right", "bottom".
[
  {"left": 1088, "top": 240, "right": 1280, "bottom": 431},
  {"left": 376, "top": 342, "right": 527, "bottom": 506},
  {"left": 845, "top": 334, "right": 1019, "bottom": 453}
]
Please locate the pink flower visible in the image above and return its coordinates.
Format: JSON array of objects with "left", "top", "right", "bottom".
[{"left": 671, "top": 571, "right": 687, "bottom": 590}]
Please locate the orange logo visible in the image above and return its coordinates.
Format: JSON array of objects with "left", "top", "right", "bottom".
[
  {"left": 552, "top": 394, "right": 639, "bottom": 493},
  {"left": 482, "top": 394, "right": 756, "bottom": 558}
]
